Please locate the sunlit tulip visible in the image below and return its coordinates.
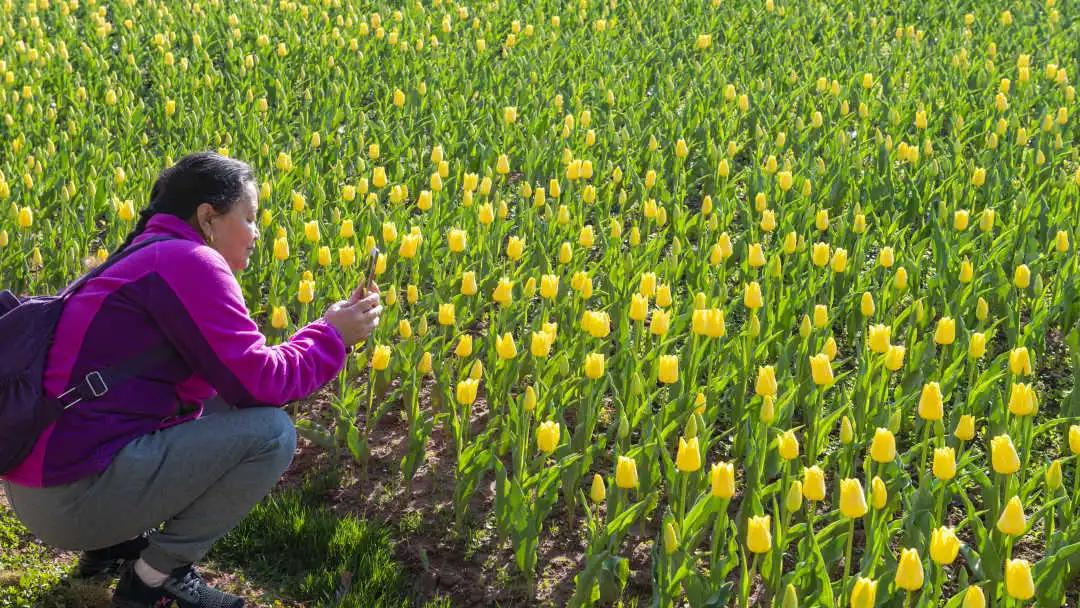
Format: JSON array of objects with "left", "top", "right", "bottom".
[
  {"left": 991, "top": 434, "right": 1020, "bottom": 474},
  {"left": 996, "top": 496, "right": 1026, "bottom": 536},
  {"left": 870, "top": 428, "right": 896, "bottom": 463},
  {"left": 933, "top": 447, "right": 956, "bottom": 481},
  {"left": 456, "top": 378, "right": 479, "bottom": 405},
  {"left": 710, "top": 462, "right": 735, "bottom": 498},
  {"left": 675, "top": 436, "right": 701, "bottom": 472},
  {"left": 777, "top": 429, "right": 799, "bottom": 460},
  {"left": 870, "top": 476, "right": 887, "bottom": 510},
  {"left": 537, "top": 420, "right": 560, "bottom": 454},
  {"left": 802, "top": 466, "right": 826, "bottom": 501},
  {"left": 755, "top": 365, "right": 778, "bottom": 397},
  {"left": 895, "top": 548, "right": 924, "bottom": 591},
  {"left": 918, "top": 382, "right": 943, "bottom": 421},
  {"left": 1004, "top": 559, "right": 1034, "bottom": 600},
  {"left": 839, "top": 478, "right": 868, "bottom": 518},
  {"left": 849, "top": 577, "right": 877, "bottom": 608},
  {"left": 746, "top": 515, "right": 772, "bottom": 553},
  {"left": 615, "top": 456, "right": 638, "bottom": 489}
]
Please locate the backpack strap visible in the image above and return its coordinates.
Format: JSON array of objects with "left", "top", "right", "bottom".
[
  {"left": 60, "top": 236, "right": 176, "bottom": 299},
  {"left": 50, "top": 342, "right": 178, "bottom": 410},
  {"left": 49, "top": 235, "right": 179, "bottom": 410}
]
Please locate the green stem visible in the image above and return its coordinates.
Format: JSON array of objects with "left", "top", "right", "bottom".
[{"left": 841, "top": 517, "right": 855, "bottom": 605}]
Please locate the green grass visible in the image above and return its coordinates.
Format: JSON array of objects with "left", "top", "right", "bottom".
[
  {"left": 209, "top": 471, "right": 449, "bottom": 608},
  {"left": 1, "top": 472, "right": 447, "bottom": 608}
]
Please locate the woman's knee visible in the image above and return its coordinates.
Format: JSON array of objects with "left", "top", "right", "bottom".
[{"left": 249, "top": 407, "right": 297, "bottom": 464}]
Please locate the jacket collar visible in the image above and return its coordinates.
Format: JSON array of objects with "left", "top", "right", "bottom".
[{"left": 139, "top": 213, "right": 206, "bottom": 244}]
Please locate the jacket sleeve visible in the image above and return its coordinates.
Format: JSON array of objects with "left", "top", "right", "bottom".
[{"left": 146, "top": 243, "right": 347, "bottom": 407}]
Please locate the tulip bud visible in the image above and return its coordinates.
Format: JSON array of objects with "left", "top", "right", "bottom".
[{"left": 589, "top": 473, "right": 606, "bottom": 503}]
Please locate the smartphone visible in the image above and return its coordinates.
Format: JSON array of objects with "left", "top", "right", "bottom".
[{"left": 360, "top": 246, "right": 379, "bottom": 298}]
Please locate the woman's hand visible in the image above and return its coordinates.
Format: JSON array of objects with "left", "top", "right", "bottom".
[{"left": 324, "top": 282, "right": 382, "bottom": 346}]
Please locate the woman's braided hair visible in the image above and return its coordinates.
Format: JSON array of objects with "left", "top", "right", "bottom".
[{"left": 111, "top": 151, "right": 256, "bottom": 259}]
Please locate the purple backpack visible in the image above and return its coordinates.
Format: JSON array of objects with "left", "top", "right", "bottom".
[{"left": 0, "top": 236, "right": 176, "bottom": 475}]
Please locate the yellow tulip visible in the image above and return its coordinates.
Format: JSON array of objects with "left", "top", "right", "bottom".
[
  {"left": 839, "top": 416, "right": 854, "bottom": 444},
  {"left": 492, "top": 278, "right": 513, "bottom": 306},
  {"left": 495, "top": 333, "right": 517, "bottom": 360},
  {"left": 870, "top": 428, "right": 896, "bottom": 463},
  {"left": 991, "top": 434, "right": 1020, "bottom": 474},
  {"left": 744, "top": 281, "right": 764, "bottom": 309},
  {"left": 809, "top": 353, "right": 834, "bottom": 385},
  {"left": 270, "top": 306, "right": 288, "bottom": 329},
  {"left": 371, "top": 344, "right": 392, "bottom": 371},
  {"left": 830, "top": 248, "right": 848, "bottom": 273},
  {"left": 968, "top": 332, "right": 986, "bottom": 358},
  {"left": 746, "top": 515, "right": 772, "bottom": 554},
  {"left": 894, "top": 266, "right": 909, "bottom": 290},
  {"left": 870, "top": 476, "right": 887, "bottom": 510},
  {"left": 1055, "top": 230, "right": 1069, "bottom": 253},
  {"left": 372, "top": 166, "right": 388, "bottom": 188},
  {"left": 649, "top": 308, "right": 671, "bottom": 336},
  {"left": 868, "top": 324, "right": 891, "bottom": 353},
  {"left": 1046, "top": 459, "right": 1063, "bottom": 490},
  {"left": 979, "top": 208, "right": 995, "bottom": 232},
  {"left": 839, "top": 478, "right": 868, "bottom": 518},
  {"left": 1013, "top": 264, "right": 1030, "bottom": 289},
  {"left": 755, "top": 365, "right": 778, "bottom": 397},
  {"left": 777, "top": 430, "right": 799, "bottom": 461},
  {"left": 785, "top": 481, "right": 803, "bottom": 513},
  {"left": 1070, "top": 425, "right": 1080, "bottom": 455},
  {"left": 1009, "top": 347, "right": 1033, "bottom": 375},
  {"left": 815, "top": 208, "right": 829, "bottom": 231},
  {"left": 537, "top": 420, "right": 560, "bottom": 454},
  {"left": 971, "top": 166, "right": 986, "bottom": 187},
  {"left": 675, "top": 436, "right": 701, "bottom": 472},
  {"left": 959, "top": 257, "right": 973, "bottom": 283},
  {"left": 1007, "top": 382, "right": 1038, "bottom": 416},
  {"left": 520, "top": 332, "right": 549, "bottom": 360},
  {"left": 879, "top": 246, "right": 895, "bottom": 268},
  {"left": 811, "top": 242, "right": 830, "bottom": 267},
  {"left": 918, "top": 382, "right": 944, "bottom": 421},
  {"left": 663, "top": 521, "right": 679, "bottom": 555},
  {"left": 615, "top": 456, "right": 638, "bottom": 489},
  {"left": 710, "top": 462, "right": 735, "bottom": 498},
  {"left": 651, "top": 352, "right": 678, "bottom": 384},
  {"left": 996, "top": 496, "right": 1026, "bottom": 536},
  {"left": 954, "top": 208, "right": 972, "bottom": 230},
  {"left": 655, "top": 283, "right": 672, "bottom": 307},
  {"left": 802, "top": 465, "right": 826, "bottom": 501},
  {"left": 895, "top": 548, "right": 924, "bottom": 591},
  {"left": 962, "top": 585, "right": 986, "bottom": 608},
  {"left": 934, "top": 317, "right": 955, "bottom": 345},
  {"left": 1004, "top": 559, "right": 1034, "bottom": 600},
  {"left": 297, "top": 279, "right": 315, "bottom": 304},
  {"left": 748, "top": 242, "right": 766, "bottom": 268},
  {"left": 456, "top": 378, "right": 479, "bottom": 405},
  {"left": 584, "top": 352, "right": 605, "bottom": 379},
  {"left": 589, "top": 473, "right": 606, "bottom": 503},
  {"left": 933, "top": 447, "right": 956, "bottom": 480},
  {"left": 495, "top": 154, "right": 510, "bottom": 174},
  {"left": 273, "top": 236, "right": 290, "bottom": 261},
  {"left": 860, "top": 292, "right": 875, "bottom": 317},
  {"left": 954, "top": 415, "right": 976, "bottom": 441},
  {"left": 849, "top": 577, "right": 877, "bottom": 608}
]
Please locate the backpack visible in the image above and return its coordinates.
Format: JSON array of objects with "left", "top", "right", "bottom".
[{"left": 0, "top": 236, "right": 177, "bottom": 475}]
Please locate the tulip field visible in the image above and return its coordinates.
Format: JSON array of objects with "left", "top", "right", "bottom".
[{"left": 4, "top": 0, "right": 1080, "bottom": 605}]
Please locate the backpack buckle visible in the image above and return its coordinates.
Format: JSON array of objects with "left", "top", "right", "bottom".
[{"left": 59, "top": 371, "right": 108, "bottom": 409}]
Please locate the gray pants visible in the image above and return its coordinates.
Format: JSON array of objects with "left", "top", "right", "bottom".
[{"left": 3, "top": 403, "right": 296, "bottom": 573}]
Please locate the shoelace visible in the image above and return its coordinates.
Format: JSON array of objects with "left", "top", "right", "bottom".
[{"left": 172, "top": 568, "right": 203, "bottom": 599}]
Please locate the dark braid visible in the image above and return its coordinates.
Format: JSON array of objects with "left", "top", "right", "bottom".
[{"left": 110, "top": 151, "right": 256, "bottom": 259}]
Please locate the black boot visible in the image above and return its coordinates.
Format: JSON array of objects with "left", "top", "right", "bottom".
[
  {"left": 112, "top": 561, "right": 245, "bottom": 608},
  {"left": 74, "top": 533, "right": 151, "bottom": 579}
]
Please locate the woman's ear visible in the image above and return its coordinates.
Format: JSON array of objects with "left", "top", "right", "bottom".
[{"left": 196, "top": 202, "right": 216, "bottom": 233}]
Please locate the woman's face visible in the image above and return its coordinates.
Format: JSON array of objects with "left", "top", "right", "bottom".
[{"left": 195, "top": 181, "right": 260, "bottom": 272}]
